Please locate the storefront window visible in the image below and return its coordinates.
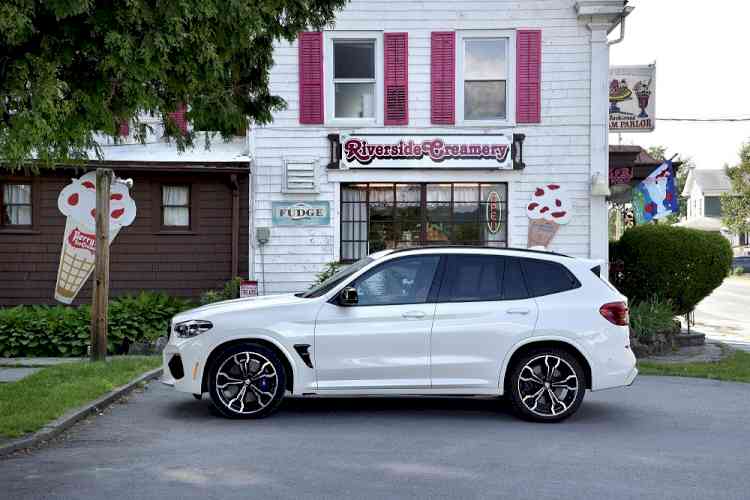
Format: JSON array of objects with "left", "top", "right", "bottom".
[{"left": 341, "top": 183, "right": 508, "bottom": 261}]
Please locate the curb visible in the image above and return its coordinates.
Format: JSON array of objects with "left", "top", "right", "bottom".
[{"left": 0, "top": 367, "right": 163, "bottom": 457}]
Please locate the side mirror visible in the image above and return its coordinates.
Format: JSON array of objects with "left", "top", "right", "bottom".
[{"left": 339, "top": 286, "right": 358, "bottom": 306}]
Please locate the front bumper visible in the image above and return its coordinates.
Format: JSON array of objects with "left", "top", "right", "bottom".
[{"left": 162, "top": 337, "right": 207, "bottom": 395}]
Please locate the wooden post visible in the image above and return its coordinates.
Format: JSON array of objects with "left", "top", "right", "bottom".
[{"left": 90, "top": 168, "right": 112, "bottom": 362}]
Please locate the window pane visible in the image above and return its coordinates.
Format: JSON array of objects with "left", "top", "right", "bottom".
[
  {"left": 521, "top": 259, "right": 581, "bottom": 297},
  {"left": 396, "top": 184, "right": 421, "bottom": 203},
  {"left": 426, "top": 184, "right": 451, "bottom": 202},
  {"left": 354, "top": 256, "right": 439, "bottom": 306},
  {"left": 334, "top": 40, "right": 375, "bottom": 79},
  {"left": 4, "top": 184, "right": 31, "bottom": 204},
  {"left": 163, "top": 207, "right": 190, "bottom": 227},
  {"left": 453, "top": 223, "right": 481, "bottom": 243},
  {"left": 426, "top": 222, "right": 451, "bottom": 242},
  {"left": 465, "top": 81, "right": 506, "bottom": 120},
  {"left": 453, "top": 184, "right": 479, "bottom": 202},
  {"left": 395, "top": 219, "right": 421, "bottom": 245},
  {"left": 5, "top": 205, "right": 31, "bottom": 225},
  {"left": 335, "top": 82, "right": 375, "bottom": 118},
  {"left": 440, "top": 255, "right": 503, "bottom": 302},
  {"left": 503, "top": 258, "right": 529, "bottom": 300},
  {"left": 163, "top": 185, "right": 189, "bottom": 206},
  {"left": 464, "top": 38, "right": 507, "bottom": 79}
]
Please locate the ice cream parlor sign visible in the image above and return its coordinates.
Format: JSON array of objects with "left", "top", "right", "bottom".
[
  {"left": 55, "top": 172, "right": 136, "bottom": 304},
  {"left": 608, "top": 64, "right": 656, "bottom": 132}
]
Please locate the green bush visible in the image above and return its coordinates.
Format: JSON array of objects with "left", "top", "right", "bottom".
[
  {"left": 629, "top": 298, "right": 676, "bottom": 340},
  {"left": 199, "top": 277, "right": 242, "bottom": 305},
  {"left": 611, "top": 224, "right": 733, "bottom": 315},
  {"left": 0, "top": 292, "right": 193, "bottom": 358},
  {"left": 732, "top": 266, "right": 745, "bottom": 276}
]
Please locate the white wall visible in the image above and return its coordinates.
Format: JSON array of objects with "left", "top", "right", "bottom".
[{"left": 252, "top": 0, "right": 602, "bottom": 294}]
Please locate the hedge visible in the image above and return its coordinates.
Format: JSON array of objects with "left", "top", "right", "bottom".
[
  {"left": 610, "top": 224, "right": 733, "bottom": 315},
  {"left": 0, "top": 292, "right": 193, "bottom": 358}
]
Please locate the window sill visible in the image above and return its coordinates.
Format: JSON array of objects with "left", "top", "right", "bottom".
[
  {"left": 154, "top": 230, "right": 196, "bottom": 235},
  {"left": 0, "top": 228, "right": 39, "bottom": 235},
  {"left": 325, "top": 119, "right": 380, "bottom": 129}
]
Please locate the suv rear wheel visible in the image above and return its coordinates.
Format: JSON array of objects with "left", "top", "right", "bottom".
[
  {"left": 207, "top": 343, "right": 286, "bottom": 419},
  {"left": 508, "top": 348, "right": 585, "bottom": 422}
]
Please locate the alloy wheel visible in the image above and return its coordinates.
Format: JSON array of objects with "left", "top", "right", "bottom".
[
  {"left": 214, "top": 351, "right": 279, "bottom": 415},
  {"left": 516, "top": 354, "right": 579, "bottom": 418}
]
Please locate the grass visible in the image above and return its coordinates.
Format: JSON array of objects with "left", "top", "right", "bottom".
[
  {"left": 638, "top": 350, "right": 750, "bottom": 383},
  {"left": 0, "top": 356, "right": 160, "bottom": 439}
]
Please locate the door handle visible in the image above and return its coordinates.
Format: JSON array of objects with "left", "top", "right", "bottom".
[
  {"left": 402, "top": 311, "right": 426, "bottom": 320},
  {"left": 507, "top": 308, "right": 530, "bottom": 315}
]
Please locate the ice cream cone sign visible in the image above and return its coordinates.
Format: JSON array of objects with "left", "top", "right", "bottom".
[
  {"left": 526, "top": 184, "right": 571, "bottom": 249},
  {"left": 54, "top": 171, "right": 136, "bottom": 304}
]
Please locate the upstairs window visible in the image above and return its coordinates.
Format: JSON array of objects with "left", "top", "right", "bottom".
[
  {"left": 457, "top": 31, "right": 515, "bottom": 125},
  {"left": 162, "top": 185, "right": 190, "bottom": 228},
  {"left": 1, "top": 183, "right": 32, "bottom": 227}
]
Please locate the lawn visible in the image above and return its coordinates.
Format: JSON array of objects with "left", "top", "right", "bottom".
[
  {"left": 0, "top": 356, "right": 160, "bottom": 439},
  {"left": 638, "top": 350, "right": 750, "bottom": 383}
]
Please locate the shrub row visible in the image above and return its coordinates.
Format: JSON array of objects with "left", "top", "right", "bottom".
[{"left": 0, "top": 292, "right": 193, "bottom": 358}]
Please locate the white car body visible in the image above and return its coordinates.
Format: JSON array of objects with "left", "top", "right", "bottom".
[{"left": 162, "top": 247, "right": 637, "bottom": 408}]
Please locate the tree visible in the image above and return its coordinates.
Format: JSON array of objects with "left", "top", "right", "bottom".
[
  {"left": 0, "top": 0, "right": 346, "bottom": 169},
  {"left": 646, "top": 145, "right": 692, "bottom": 222},
  {"left": 721, "top": 141, "right": 750, "bottom": 236}
]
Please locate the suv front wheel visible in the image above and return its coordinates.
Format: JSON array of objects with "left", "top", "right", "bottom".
[
  {"left": 508, "top": 348, "right": 586, "bottom": 422},
  {"left": 207, "top": 343, "right": 286, "bottom": 419}
]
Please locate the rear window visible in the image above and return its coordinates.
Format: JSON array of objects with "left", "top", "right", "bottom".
[{"left": 521, "top": 258, "right": 581, "bottom": 297}]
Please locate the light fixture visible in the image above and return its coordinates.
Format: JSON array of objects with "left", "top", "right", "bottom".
[{"left": 591, "top": 173, "right": 611, "bottom": 197}]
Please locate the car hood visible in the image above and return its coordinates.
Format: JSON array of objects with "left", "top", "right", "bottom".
[{"left": 172, "top": 293, "right": 309, "bottom": 322}]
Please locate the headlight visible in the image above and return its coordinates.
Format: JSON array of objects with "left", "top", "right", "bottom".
[{"left": 174, "top": 320, "right": 213, "bottom": 338}]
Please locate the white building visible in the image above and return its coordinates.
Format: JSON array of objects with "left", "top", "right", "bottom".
[{"left": 248, "top": 0, "right": 632, "bottom": 294}]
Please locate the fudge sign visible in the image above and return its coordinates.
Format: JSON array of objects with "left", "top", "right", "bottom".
[
  {"left": 340, "top": 134, "right": 513, "bottom": 169},
  {"left": 272, "top": 201, "right": 331, "bottom": 226}
]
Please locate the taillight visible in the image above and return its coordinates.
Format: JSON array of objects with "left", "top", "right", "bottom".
[{"left": 600, "top": 301, "right": 629, "bottom": 326}]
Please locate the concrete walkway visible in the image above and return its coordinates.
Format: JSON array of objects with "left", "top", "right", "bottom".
[{"left": 693, "top": 277, "right": 750, "bottom": 352}]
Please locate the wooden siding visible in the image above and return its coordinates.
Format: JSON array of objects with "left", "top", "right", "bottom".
[{"left": 0, "top": 169, "right": 249, "bottom": 306}]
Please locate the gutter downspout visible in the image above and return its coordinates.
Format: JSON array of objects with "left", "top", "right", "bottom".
[{"left": 608, "top": 5, "right": 634, "bottom": 46}]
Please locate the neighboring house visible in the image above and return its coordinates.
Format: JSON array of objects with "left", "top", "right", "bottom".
[
  {"left": 248, "top": 0, "right": 633, "bottom": 294},
  {"left": 680, "top": 168, "right": 749, "bottom": 254},
  {"left": 0, "top": 115, "right": 250, "bottom": 306}
]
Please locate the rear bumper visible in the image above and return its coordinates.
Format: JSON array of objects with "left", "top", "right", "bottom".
[{"left": 592, "top": 347, "right": 638, "bottom": 391}]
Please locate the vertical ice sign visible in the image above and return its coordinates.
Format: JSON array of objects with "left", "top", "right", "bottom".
[{"left": 55, "top": 171, "right": 136, "bottom": 304}]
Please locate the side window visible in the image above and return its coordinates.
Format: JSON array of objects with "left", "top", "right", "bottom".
[
  {"left": 521, "top": 258, "right": 581, "bottom": 297},
  {"left": 502, "top": 258, "right": 529, "bottom": 300},
  {"left": 352, "top": 256, "right": 440, "bottom": 306},
  {"left": 439, "top": 255, "right": 503, "bottom": 302}
]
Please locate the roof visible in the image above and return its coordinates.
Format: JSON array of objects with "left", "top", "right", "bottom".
[{"left": 683, "top": 169, "right": 732, "bottom": 196}]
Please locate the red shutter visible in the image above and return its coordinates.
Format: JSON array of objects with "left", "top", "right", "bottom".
[
  {"left": 516, "top": 30, "right": 542, "bottom": 124},
  {"left": 168, "top": 103, "right": 188, "bottom": 135},
  {"left": 384, "top": 32, "right": 409, "bottom": 126},
  {"left": 117, "top": 119, "right": 129, "bottom": 137},
  {"left": 431, "top": 32, "right": 455, "bottom": 125},
  {"left": 298, "top": 31, "right": 324, "bottom": 125}
]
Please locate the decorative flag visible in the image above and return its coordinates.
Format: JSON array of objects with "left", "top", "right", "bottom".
[{"left": 632, "top": 160, "right": 679, "bottom": 224}]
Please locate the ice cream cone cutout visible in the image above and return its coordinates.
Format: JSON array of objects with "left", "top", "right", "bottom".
[
  {"left": 526, "top": 184, "right": 571, "bottom": 249},
  {"left": 55, "top": 171, "right": 136, "bottom": 304}
]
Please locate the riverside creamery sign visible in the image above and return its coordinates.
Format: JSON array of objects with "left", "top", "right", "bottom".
[
  {"left": 340, "top": 134, "right": 513, "bottom": 169},
  {"left": 272, "top": 201, "right": 330, "bottom": 226}
]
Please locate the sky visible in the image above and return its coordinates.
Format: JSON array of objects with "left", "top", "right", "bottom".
[{"left": 609, "top": 0, "right": 750, "bottom": 170}]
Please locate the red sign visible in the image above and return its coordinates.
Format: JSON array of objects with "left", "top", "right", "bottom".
[
  {"left": 239, "top": 280, "right": 258, "bottom": 298},
  {"left": 610, "top": 167, "right": 633, "bottom": 186},
  {"left": 486, "top": 191, "right": 501, "bottom": 234},
  {"left": 67, "top": 227, "right": 96, "bottom": 255}
]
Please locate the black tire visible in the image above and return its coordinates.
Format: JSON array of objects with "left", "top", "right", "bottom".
[
  {"left": 508, "top": 348, "right": 586, "bottom": 423},
  {"left": 207, "top": 343, "right": 287, "bottom": 419}
]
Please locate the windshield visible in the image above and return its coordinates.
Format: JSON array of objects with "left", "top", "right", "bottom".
[{"left": 300, "top": 257, "right": 374, "bottom": 298}]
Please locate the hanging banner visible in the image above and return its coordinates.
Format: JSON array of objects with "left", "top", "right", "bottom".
[
  {"left": 632, "top": 160, "right": 679, "bottom": 224},
  {"left": 609, "top": 64, "right": 656, "bottom": 132},
  {"left": 55, "top": 171, "right": 136, "bottom": 304}
]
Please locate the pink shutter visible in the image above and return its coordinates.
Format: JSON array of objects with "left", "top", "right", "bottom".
[
  {"left": 168, "top": 103, "right": 188, "bottom": 135},
  {"left": 298, "top": 31, "right": 324, "bottom": 124},
  {"left": 431, "top": 32, "right": 455, "bottom": 125},
  {"left": 384, "top": 32, "right": 409, "bottom": 126},
  {"left": 117, "top": 119, "right": 129, "bottom": 137},
  {"left": 516, "top": 30, "right": 542, "bottom": 124}
]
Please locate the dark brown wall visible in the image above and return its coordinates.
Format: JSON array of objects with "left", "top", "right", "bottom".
[{"left": 0, "top": 167, "right": 249, "bottom": 306}]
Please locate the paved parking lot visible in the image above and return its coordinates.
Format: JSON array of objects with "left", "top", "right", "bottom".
[{"left": 2, "top": 376, "right": 749, "bottom": 500}]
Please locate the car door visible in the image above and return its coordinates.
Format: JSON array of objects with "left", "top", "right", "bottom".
[
  {"left": 314, "top": 254, "right": 441, "bottom": 390},
  {"left": 430, "top": 255, "right": 538, "bottom": 389}
]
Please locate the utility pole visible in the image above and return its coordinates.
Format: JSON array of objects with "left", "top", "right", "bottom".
[{"left": 90, "top": 168, "right": 112, "bottom": 362}]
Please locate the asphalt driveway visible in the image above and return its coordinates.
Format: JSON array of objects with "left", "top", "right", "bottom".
[{"left": 2, "top": 376, "right": 749, "bottom": 500}]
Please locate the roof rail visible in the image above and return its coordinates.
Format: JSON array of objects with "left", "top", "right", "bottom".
[{"left": 386, "top": 245, "right": 571, "bottom": 258}]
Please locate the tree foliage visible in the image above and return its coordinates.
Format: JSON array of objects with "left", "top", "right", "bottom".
[
  {"left": 721, "top": 142, "right": 750, "bottom": 235},
  {"left": 0, "top": 0, "right": 346, "bottom": 169}
]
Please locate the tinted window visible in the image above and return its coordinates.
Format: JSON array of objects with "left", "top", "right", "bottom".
[
  {"left": 521, "top": 258, "right": 581, "bottom": 297},
  {"left": 502, "top": 258, "right": 529, "bottom": 300},
  {"left": 353, "top": 256, "right": 440, "bottom": 306},
  {"left": 440, "top": 255, "right": 503, "bottom": 302}
]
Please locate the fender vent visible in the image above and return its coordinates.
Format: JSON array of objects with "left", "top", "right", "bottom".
[{"left": 293, "top": 344, "right": 314, "bottom": 368}]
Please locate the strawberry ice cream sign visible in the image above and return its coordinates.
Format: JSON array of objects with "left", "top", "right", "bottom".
[
  {"left": 340, "top": 134, "right": 513, "bottom": 170},
  {"left": 526, "top": 184, "right": 572, "bottom": 249},
  {"left": 55, "top": 172, "right": 136, "bottom": 304}
]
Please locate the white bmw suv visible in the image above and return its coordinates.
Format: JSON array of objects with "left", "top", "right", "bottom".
[{"left": 162, "top": 247, "right": 636, "bottom": 422}]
